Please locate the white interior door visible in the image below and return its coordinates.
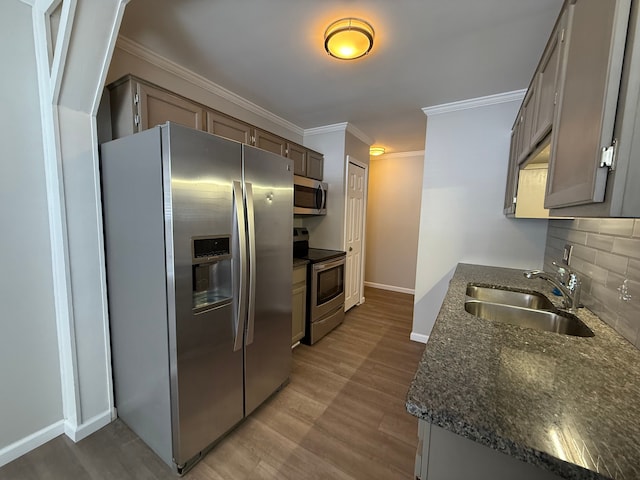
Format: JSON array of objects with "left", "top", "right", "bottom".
[{"left": 345, "top": 160, "right": 366, "bottom": 311}]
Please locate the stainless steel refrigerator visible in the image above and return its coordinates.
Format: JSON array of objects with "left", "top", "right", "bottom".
[{"left": 100, "top": 123, "right": 293, "bottom": 473}]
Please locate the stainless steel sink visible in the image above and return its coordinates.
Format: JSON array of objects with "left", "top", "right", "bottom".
[
  {"left": 466, "top": 284, "right": 555, "bottom": 310},
  {"left": 464, "top": 299, "right": 594, "bottom": 337}
]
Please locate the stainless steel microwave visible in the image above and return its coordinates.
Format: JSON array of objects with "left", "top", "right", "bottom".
[{"left": 293, "top": 175, "right": 327, "bottom": 215}]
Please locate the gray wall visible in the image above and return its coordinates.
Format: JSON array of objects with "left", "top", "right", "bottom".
[
  {"left": 0, "top": 0, "right": 63, "bottom": 447},
  {"left": 545, "top": 218, "right": 640, "bottom": 348},
  {"left": 365, "top": 151, "right": 424, "bottom": 292},
  {"left": 413, "top": 97, "right": 549, "bottom": 340}
]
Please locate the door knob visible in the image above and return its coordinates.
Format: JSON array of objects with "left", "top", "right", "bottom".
[{"left": 349, "top": 247, "right": 353, "bottom": 251}]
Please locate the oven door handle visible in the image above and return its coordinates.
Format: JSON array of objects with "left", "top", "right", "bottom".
[{"left": 313, "top": 257, "right": 345, "bottom": 272}]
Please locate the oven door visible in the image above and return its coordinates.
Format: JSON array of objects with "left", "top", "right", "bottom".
[{"left": 310, "top": 256, "right": 345, "bottom": 320}]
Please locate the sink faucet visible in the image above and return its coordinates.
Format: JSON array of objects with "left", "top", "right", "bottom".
[{"left": 523, "top": 264, "right": 581, "bottom": 312}]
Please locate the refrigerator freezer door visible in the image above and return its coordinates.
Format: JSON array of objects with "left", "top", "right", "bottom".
[
  {"left": 163, "top": 124, "right": 245, "bottom": 467},
  {"left": 242, "top": 145, "right": 293, "bottom": 415}
]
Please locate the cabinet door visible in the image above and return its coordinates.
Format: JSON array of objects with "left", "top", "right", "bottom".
[
  {"left": 306, "top": 150, "right": 324, "bottom": 180},
  {"left": 531, "top": 13, "right": 565, "bottom": 146},
  {"left": 291, "top": 284, "right": 306, "bottom": 344},
  {"left": 254, "top": 128, "right": 286, "bottom": 156},
  {"left": 504, "top": 129, "right": 519, "bottom": 215},
  {"left": 545, "top": 0, "right": 631, "bottom": 208},
  {"left": 206, "top": 110, "right": 252, "bottom": 144},
  {"left": 517, "top": 86, "right": 536, "bottom": 164},
  {"left": 292, "top": 265, "right": 306, "bottom": 345},
  {"left": 137, "top": 82, "right": 204, "bottom": 132},
  {"left": 287, "top": 142, "right": 307, "bottom": 176}
]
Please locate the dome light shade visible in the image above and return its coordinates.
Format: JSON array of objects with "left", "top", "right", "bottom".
[
  {"left": 324, "top": 18, "right": 374, "bottom": 60},
  {"left": 369, "top": 146, "right": 385, "bottom": 156}
]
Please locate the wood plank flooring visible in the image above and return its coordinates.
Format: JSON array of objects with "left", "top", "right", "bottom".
[{"left": 0, "top": 287, "right": 425, "bottom": 480}]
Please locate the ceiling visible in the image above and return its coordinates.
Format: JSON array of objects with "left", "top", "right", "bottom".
[{"left": 119, "top": 0, "right": 564, "bottom": 153}]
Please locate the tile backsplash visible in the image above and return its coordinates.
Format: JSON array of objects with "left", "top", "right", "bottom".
[{"left": 544, "top": 218, "right": 640, "bottom": 348}]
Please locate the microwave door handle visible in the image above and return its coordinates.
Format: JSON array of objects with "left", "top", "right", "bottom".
[
  {"left": 232, "top": 181, "right": 247, "bottom": 352},
  {"left": 245, "top": 182, "right": 256, "bottom": 346},
  {"left": 317, "top": 183, "right": 326, "bottom": 211}
]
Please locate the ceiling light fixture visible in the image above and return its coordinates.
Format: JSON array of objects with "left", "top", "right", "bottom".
[
  {"left": 324, "top": 18, "right": 375, "bottom": 60},
  {"left": 369, "top": 146, "right": 385, "bottom": 156}
]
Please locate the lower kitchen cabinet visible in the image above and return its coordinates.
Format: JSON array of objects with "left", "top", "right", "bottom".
[
  {"left": 415, "top": 420, "right": 562, "bottom": 480},
  {"left": 292, "top": 263, "right": 307, "bottom": 346}
]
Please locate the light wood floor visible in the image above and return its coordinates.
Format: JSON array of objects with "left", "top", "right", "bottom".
[{"left": 0, "top": 287, "right": 425, "bottom": 479}]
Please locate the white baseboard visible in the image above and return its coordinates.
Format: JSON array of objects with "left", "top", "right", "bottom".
[
  {"left": 0, "top": 420, "right": 64, "bottom": 467},
  {"left": 0, "top": 408, "right": 115, "bottom": 467},
  {"left": 364, "top": 281, "right": 415, "bottom": 295},
  {"left": 410, "top": 332, "right": 430, "bottom": 344},
  {"left": 65, "top": 409, "right": 114, "bottom": 442}
]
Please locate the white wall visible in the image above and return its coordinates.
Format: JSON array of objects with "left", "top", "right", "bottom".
[
  {"left": 365, "top": 151, "right": 425, "bottom": 293},
  {"left": 302, "top": 126, "right": 371, "bottom": 250},
  {"left": 412, "top": 94, "right": 549, "bottom": 341},
  {"left": 302, "top": 126, "right": 347, "bottom": 249},
  {"left": 0, "top": 0, "right": 63, "bottom": 455}
]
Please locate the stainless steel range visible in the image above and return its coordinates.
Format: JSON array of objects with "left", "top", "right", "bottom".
[{"left": 293, "top": 227, "right": 346, "bottom": 345}]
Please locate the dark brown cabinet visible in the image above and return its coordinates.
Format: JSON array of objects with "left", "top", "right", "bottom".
[
  {"left": 205, "top": 110, "right": 252, "bottom": 144},
  {"left": 254, "top": 128, "right": 286, "bottom": 157},
  {"left": 107, "top": 75, "right": 324, "bottom": 181},
  {"left": 287, "top": 142, "right": 323, "bottom": 180},
  {"left": 109, "top": 77, "right": 204, "bottom": 139}
]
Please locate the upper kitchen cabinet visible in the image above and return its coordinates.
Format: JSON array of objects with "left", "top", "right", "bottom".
[
  {"left": 288, "top": 142, "right": 324, "bottom": 180},
  {"left": 517, "top": 86, "right": 537, "bottom": 164},
  {"left": 254, "top": 128, "right": 286, "bottom": 157},
  {"left": 287, "top": 142, "right": 307, "bottom": 176},
  {"left": 545, "top": 0, "right": 631, "bottom": 209},
  {"left": 503, "top": 128, "right": 519, "bottom": 216},
  {"left": 109, "top": 76, "right": 204, "bottom": 138},
  {"left": 106, "top": 75, "right": 324, "bottom": 181},
  {"left": 550, "top": 0, "right": 640, "bottom": 217},
  {"left": 530, "top": 11, "right": 566, "bottom": 147},
  {"left": 205, "top": 110, "right": 253, "bottom": 144},
  {"left": 306, "top": 150, "right": 324, "bottom": 180}
]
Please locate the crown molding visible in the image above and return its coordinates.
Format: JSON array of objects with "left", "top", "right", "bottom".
[
  {"left": 422, "top": 89, "right": 526, "bottom": 117},
  {"left": 115, "top": 36, "right": 305, "bottom": 137},
  {"left": 372, "top": 150, "right": 425, "bottom": 159},
  {"left": 304, "top": 122, "right": 348, "bottom": 136},
  {"left": 304, "top": 122, "right": 373, "bottom": 145},
  {"left": 346, "top": 124, "right": 374, "bottom": 146}
]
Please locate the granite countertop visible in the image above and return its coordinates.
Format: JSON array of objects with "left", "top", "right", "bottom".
[{"left": 406, "top": 263, "right": 640, "bottom": 480}]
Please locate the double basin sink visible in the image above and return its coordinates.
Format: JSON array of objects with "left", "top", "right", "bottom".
[{"left": 465, "top": 284, "right": 594, "bottom": 337}]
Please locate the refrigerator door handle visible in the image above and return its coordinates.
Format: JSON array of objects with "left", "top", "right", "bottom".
[
  {"left": 233, "top": 180, "right": 247, "bottom": 352},
  {"left": 245, "top": 182, "right": 256, "bottom": 346}
]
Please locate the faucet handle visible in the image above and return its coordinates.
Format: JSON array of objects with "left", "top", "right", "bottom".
[
  {"left": 552, "top": 261, "right": 575, "bottom": 274},
  {"left": 552, "top": 261, "right": 575, "bottom": 285}
]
